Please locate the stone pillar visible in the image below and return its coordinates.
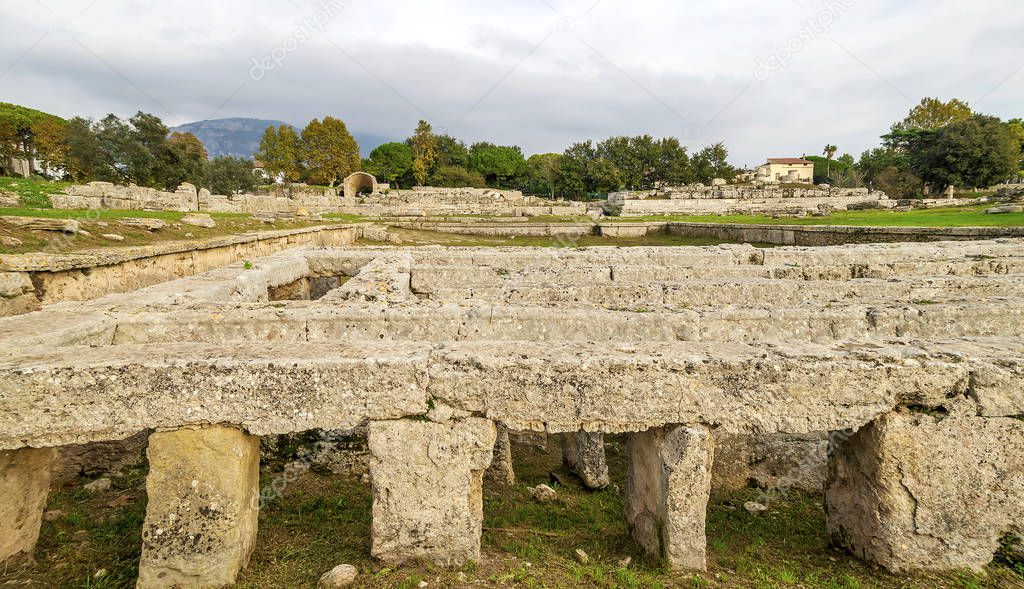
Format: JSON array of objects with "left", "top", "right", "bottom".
[
  {"left": 0, "top": 447, "right": 56, "bottom": 564},
  {"left": 561, "top": 431, "right": 610, "bottom": 489},
  {"left": 137, "top": 426, "right": 260, "bottom": 589},
  {"left": 369, "top": 417, "right": 496, "bottom": 567},
  {"left": 485, "top": 423, "right": 516, "bottom": 486},
  {"left": 826, "top": 412, "right": 1024, "bottom": 573},
  {"left": 625, "top": 425, "right": 714, "bottom": 571}
]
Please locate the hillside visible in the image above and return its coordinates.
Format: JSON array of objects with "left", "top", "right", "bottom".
[{"left": 171, "top": 118, "right": 391, "bottom": 159}]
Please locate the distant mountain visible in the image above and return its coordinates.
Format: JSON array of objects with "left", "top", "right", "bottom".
[{"left": 170, "top": 118, "right": 393, "bottom": 159}]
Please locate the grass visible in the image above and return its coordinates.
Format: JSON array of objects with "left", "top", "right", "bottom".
[
  {"left": 0, "top": 209, "right": 341, "bottom": 255},
  {"left": 0, "top": 176, "right": 71, "bottom": 208},
  {"left": 5, "top": 435, "right": 1020, "bottom": 588},
  {"left": 610, "top": 204, "right": 1024, "bottom": 228}
]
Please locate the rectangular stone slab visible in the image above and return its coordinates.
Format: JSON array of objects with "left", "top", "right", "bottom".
[{"left": 1, "top": 338, "right": 1021, "bottom": 449}]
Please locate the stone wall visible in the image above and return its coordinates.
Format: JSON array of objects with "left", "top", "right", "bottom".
[
  {"left": 52, "top": 182, "right": 201, "bottom": 212},
  {"left": 338, "top": 186, "right": 586, "bottom": 218},
  {"left": 0, "top": 224, "right": 361, "bottom": 317}
]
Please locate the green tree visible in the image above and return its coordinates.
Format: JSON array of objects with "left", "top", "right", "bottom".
[
  {"left": 430, "top": 165, "right": 487, "bottom": 188},
  {"left": 161, "top": 131, "right": 209, "bottom": 190},
  {"left": 653, "top": 137, "right": 691, "bottom": 186},
  {"left": 885, "top": 98, "right": 973, "bottom": 152},
  {"left": 256, "top": 125, "right": 301, "bottom": 183},
  {"left": 300, "top": 117, "right": 360, "bottom": 187},
  {"left": 1007, "top": 118, "right": 1024, "bottom": 178},
  {"left": 908, "top": 114, "right": 1018, "bottom": 191},
  {"left": 525, "top": 153, "right": 562, "bottom": 198},
  {"left": 468, "top": 142, "right": 527, "bottom": 188},
  {"left": 691, "top": 143, "right": 735, "bottom": 184},
  {"left": 409, "top": 120, "right": 438, "bottom": 187},
  {"left": 434, "top": 134, "right": 470, "bottom": 170},
  {"left": 558, "top": 141, "right": 594, "bottom": 199},
  {"left": 366, "top": 142, "right": 413, "bottom": 188},
  {"left": 62, "top": 117, "right": 99, "bottom": 182},
  {"left": 209, "top": 156, "right": 256, "bottom": 195}
]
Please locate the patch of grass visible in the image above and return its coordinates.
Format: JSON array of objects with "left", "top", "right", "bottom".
[
  {"left": 0, "top": 176, "right": 71, "bottom": 208},
  {"left": 611, "top": 203, "right": 1024, "bottom": 227},
  {"left": 5, "top": 435, "right": 1023, "bottom": 588}
]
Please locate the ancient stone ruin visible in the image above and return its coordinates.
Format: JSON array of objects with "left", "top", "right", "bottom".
[{"left": 1, "top": 239, "right": 1023, "bottom": 586}]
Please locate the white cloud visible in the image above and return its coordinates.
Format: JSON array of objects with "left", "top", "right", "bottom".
[{"left": 0, "top": 0, "right": 1020, "bottom": 164}]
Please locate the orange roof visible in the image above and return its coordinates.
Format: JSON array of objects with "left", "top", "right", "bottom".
[{"left": 766, "top": 158, "right": 813, "bottom": 165}]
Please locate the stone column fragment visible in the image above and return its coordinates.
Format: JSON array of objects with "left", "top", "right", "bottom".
[
  {"left": 485, "top": 423, "right": 516, "bottom": 486},
  {"left": 826, "top": 412, "right": 1024, "bottom": 573},
  {"left": 0, "top": 447, "right": 56, "bottom": 564},
  {"left": 137, "top": 425, "right": 260, "bottom": 589},
  {"left": 625, "top": 425, "right": 714, "bottom": 571},
  {"left": 561, "top": 431, "right": 610, "bottom": 489},
  {"left": 369, "top": 417, "right": 496, "bottom": 567}
]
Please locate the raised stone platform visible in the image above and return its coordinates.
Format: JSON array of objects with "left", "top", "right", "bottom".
[{"left": 1, "top": 240, "right": 1022, "bottom": 583}]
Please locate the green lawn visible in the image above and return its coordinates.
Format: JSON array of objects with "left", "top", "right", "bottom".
[
  {"left": 0, "top": 176, "right": 70, "bottom": 208},
  {"left": 0, "top": 207, "right": 253, "bottom": 221},
  {"left": 611, "top": 204, "right": 1024, "bottom": 228}
]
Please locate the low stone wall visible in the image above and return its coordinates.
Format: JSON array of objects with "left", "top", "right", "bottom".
[
  {"left": 337, "top": 187, "right": 586, "bottom": 218},
  {"left": 51, "top": 182, "right": 345, "bottom": 217},
  {"left": 666, "top": 222, "right": 1024, "bottom": 246},
  {"left": 0, "top": 224, "right": 360, "bottom": 317},
  {"left": 608, "top": 185, "right": 896, "bottom": 216}
]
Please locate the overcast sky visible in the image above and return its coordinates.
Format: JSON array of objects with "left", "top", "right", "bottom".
[{"left": 1, "top": 0, "right": 1021, "bottom": 166}]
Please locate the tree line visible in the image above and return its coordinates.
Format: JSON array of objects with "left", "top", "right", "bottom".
[
  {"left": 0, "top": 103, "right": 256, "bottom": 196},
  {"left": 362, "top": 120, "right": 739, "bottom": 200},
  {"left": 810, "top": 98, "right": 1023, "bottom": 198}
]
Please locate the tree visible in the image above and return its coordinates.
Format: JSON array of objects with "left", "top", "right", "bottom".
[
  {"left": 256, "top": 124, "right": 301, "bottom": 183},
  {"left": 526, "top": 153, "right": 562, "bottom": 198},
  {"left": 558, "top": 141, "right": 594, "bottom": 199},
  {"left": 209, "top": 156, "right": 256, "bottom": 195},
  {"left": 161, "top": 132, "right": 209, "bottom": 190},
  {"left": 908, "top": 114, "right": 1018, "bottom": 191},
  {"left": 63, "top": 117, "right": 99, "bottom": 182},
  {"left": 892, "top": 98, "right": 973, "bottom": 133},
  {"left": 885, "top": 98, "right": 973, "bottom": 152},
  {"left": 409, "top": 120, "right": 437, "bottom": 187},
  {"left": 653, "top": 137, "right": 691, "bottom": 186},
  {"left": 434, "top": 134, "right": 470, "bottom": 170},
  {"left": 0, "top": 102, "right": 67, "bottom": 176},
  {"left": 823, "top": 144, "right": 837, "bottom": 178},
  {"left": 430, "top": 165, "right": 486, "bottom": 188},
  {"left": 366, "top": 142, "right": 412, "bottom": 188},
  {"left": 691, "top": 143, "right": 735, "bottom": 184},
  {"left": 300, "top": 117, "right": 360, "bottom": 186},
  {"left": 468, "top": 142, "right": 527, "bottom": 188},
  {"left": 1007, "top": 118, "right": 1024, "bottom": 179}
]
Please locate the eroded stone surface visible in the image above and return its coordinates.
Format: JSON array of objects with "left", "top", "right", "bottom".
[
  {"left": 137, "top": 426, "right": 260, "bottom": 588},
  {"left": 485, "top": 423, "right": 515, "bottom": 486},
  {"left": 561, "top": 431, "right": 610, "bottom": 489},
  {"left": 0, "top": 447, "right": 56, "bottom": 564},
  {"left": 369, "top": 418, "right": 495, "bottom": 566},
  {"left": 626, "top": 425, "right": 714, "bottom": 571},
  {"left": 826, "top": 412, "right": 1024, "bottom": 573}
]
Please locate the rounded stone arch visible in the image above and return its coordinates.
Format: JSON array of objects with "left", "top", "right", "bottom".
[{"left": 343, "top": 172, "right": 378, "bottom": 199}]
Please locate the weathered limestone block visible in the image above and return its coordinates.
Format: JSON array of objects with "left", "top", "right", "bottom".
[
  {"left": 561, "top": 431, "right": 610, "bottom": 489},
  {"left": 485, "top": 423, "right": 516, "bottom": 486},
  {"left": 749, "top": 432, "right": 827, "bottom": 492},
  {"left": 137, "top": 425, "right": 260, "bottom": 588},
  {"left": 0, "top": 447, "right": 56, "bottom": 564},
  {"left": 369, "top": 417, "right": 496, "bottom": 566},
  {"left": 826, "top": 412, "right": 1024, "bottom": 573},
  {"left": 626, "top": 425, "right": 714, "bottom": 571}
]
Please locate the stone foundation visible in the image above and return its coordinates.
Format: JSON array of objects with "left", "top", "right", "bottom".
[
  {"left": 826, "top": 412, "right": 1024, "bottom": 573},
  {"left": 137, "top": 426, "right": 260, "bottom": 588},
  {"left": 368, "top": 418, "right": 496, "bottom": 566},
  {"left": 561, "top": 431, "right": 610, "bottom": 489},
  {"left": 626, "top": 425, "right": 714, "bottom": 571},
  {"left": 0, "top": 448, "right": 56, "bottom": 564}
]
